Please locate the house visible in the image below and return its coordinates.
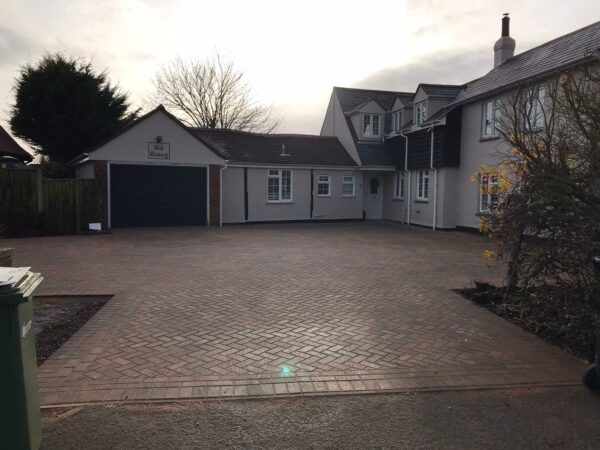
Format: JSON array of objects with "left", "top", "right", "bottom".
[
  {"left": 70, "top": 106, "right": 361, "bottom": 227},
  {"left": 0, "top": 125, "right": 32, "bottom": 168},
  {"left": 321, "top": 14, "right": 600, "bottom": 230},
  {"left": 70, "top": 15, "right": 600, "bottom": 230}
]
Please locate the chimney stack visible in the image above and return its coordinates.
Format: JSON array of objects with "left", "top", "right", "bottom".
[{"left": 494, "top": 13, "right": 516, "bottom": 67}]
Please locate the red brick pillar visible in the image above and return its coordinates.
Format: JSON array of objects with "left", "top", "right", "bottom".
[{"left": 209, "top": 165, "right": 221, "bottom": 226}]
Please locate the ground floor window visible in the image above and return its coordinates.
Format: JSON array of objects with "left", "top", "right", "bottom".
[
  {"left": 393, "top": 171, "right": 405, "bottom": 199},
  {"left": 342, "top": 176, "right": 355, "bottom": 197},
  {"left": 317, "top": 175, "right": 332, "bottom": 196},
  {"left": 268, "top": 169, "right": 292, "bottom": 202},
  {"left": 479, "top": 173, "right": 499, "bottom": 212},
  {"left": 417, "top": 170, "right": 429, "bottom": 200}
]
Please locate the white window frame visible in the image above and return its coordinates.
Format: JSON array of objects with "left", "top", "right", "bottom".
[
  {"left": 416, "top": 169, "right": 429, "bottom": 200},
  {"left": 393, "top": 171, "right": 405, "bottom": 199},
  {"left": 342, "top": 176, "right": 355, "bottom": 197},
  {"left": 525, "top": 86, "right": 546, "bottom": 131},
  {"left": 482, "top": 98, "right": 501, "bottom": 138},
  {"left": 392, "top": 110, "right": 402, "bottom": 132},
  {"left": 267, "top": 169, "right": 292, "bottom": 203},
  {"left": 363, "top": 114, "right": 380, "bottom": 137},
  {"left": 415, "top": 101, "right": 427, "bottom": 126},
  {"left": 479, "top": 173, "right": 499, "bottom": 212},
  {"left": 317, "top": 174, "right": 332, "bottom": 197}
]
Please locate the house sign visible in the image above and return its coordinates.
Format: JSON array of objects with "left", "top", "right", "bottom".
[{"left": 148, "top": 142, "right": 170, "bottom": 160}]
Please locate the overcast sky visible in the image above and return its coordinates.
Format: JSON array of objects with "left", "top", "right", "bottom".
[{"left": 1, "top": 0, "right": 599, "bottom": 146}]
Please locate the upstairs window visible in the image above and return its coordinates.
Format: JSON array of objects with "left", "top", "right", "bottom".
[
  {"left": 268, "top": 169, "right": 292, "bottom": 202},
  {"left": 342, "top": 176, "right": 355, "bottom": 197},
  {"left": 525, "top": 86, "right": 546, "bottom": 131},
  {"left": 393, "top": 171, "right": 405, "bottom": 199},
  {"left": 363, "top": 114, "right": 380, "bottom": 136},
  {"left": 317, "top": 175, "right": 331, "bottom": 196},
  {"left": 479, "top": 173, "right": 499, "bottom": 212},
  {"left": 415, "top": 101, "right": 427, "bottom": 126},
  {"left": 482, "top": 99, "right": 501, "bottom": 137},
  {"left": 392, "top": 111, "right": 402, "bottom": 132},
  {"left": 417, "top": 170, "right": 429, "bottom": 200}
]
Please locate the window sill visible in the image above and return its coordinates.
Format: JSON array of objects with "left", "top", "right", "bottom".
[
  {"left": 479, "top": 135, "right": 500, "bottom": 142},
  {"left": 317, "top": 194, "right": 331, "bottom": 198},
  {"left": 414, "top": 199, "right": 429, "bottom": 203},
  {"left": 342, "top": 195, "right": 356, "bottom": 198},
  {"left": 267, "top": 201, "right": 294, "bottom": 204},
  {"left": 392, "top": 197, "right": 404, "bottom": 202}
]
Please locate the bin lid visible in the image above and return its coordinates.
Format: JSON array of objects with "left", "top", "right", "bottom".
[
  {"left": 0, "top": 267, "right": 31, "bottom": 286},
  {"left": 0, "top": 267, "right": 43, "bottom": 301}
]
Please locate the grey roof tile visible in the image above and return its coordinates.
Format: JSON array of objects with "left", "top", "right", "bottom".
[
  {"left": 356, "top": 142, "right": 395, "bottom": 166},
  {"left": 334, "top": 87, "right": 413, "bottom": 112},
  {"left": 451, "top": 21, "right": 600, "bottom": 105},
  {"left": 419, "top": 84, "right": 463, "bottom": 99},
  {"left": 191, "top": 128, "right": 357, "bottom": 166}
]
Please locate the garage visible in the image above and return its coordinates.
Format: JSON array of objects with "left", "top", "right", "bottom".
[{"left": 110, "top": 164, "right": 207, "bottom": 227}]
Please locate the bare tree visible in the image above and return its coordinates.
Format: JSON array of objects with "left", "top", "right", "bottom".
[{"left": 147, "top": 54, "right": 280, "bottom": 132}]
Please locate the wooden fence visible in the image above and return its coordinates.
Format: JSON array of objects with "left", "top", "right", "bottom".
[{"left": 0, "top": 168, "right": 107, "bottom": 235}]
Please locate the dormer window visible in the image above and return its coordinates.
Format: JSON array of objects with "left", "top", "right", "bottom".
[
  {"left": 392, "top": 111, "right": 402, "bottom": 132},
  {"left": 415, "top": 101, "right": 427, "bottom": 126},
  {"left": 363, "top": 114, "right": 380, "bottom": 137}
]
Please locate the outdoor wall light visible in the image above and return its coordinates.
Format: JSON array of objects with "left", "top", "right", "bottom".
[{"left": 156, "top": 136, "right": 163, "bottom": 143}]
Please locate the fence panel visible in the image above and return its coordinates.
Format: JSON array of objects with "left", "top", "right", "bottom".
[{"left": 0, "top": 168, "right": 38, "bottom": 214}]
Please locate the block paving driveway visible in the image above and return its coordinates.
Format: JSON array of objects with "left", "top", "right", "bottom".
[{"left": 7, "top": 222, "right": 584, "bottom": 405}]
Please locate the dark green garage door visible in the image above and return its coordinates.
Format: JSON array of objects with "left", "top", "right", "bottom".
[{"left": 110, "top": 164, "right": 207, "bottom": 227}]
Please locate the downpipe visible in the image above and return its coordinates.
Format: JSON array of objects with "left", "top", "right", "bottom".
[
  {"left": 399, "top": 131, "right": 410, "bottom": 225},
  {"left": 429, "top": 123, "right": 439, "bottom": 231}
]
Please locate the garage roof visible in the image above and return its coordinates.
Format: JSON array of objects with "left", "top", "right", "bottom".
[
  {"left": 191, "top": 129, "right": 357, "bottom": 166},
  {"left": 0, "top": 125, "right": 32, "bottom": 162}
]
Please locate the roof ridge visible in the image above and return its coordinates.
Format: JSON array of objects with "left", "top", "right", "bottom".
[
  {"left": 333, "top": 86, "right": 413, "bottom": 96},
  {"left": 191, "top": 128, "right": 336, "bottom": 139}
]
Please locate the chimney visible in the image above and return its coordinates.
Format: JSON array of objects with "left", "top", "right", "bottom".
[{"left": 494, "top": 13, "right": 516, "bottom": 67}]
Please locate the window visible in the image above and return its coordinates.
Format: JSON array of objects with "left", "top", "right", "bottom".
[
  {"left": 363, "top": 114, "right": 380, "bottom": 136},
  {"left": 393, "top": 171, "right": 405, "bottom": 199},
  {"left": 479, "top": 173, "right": 499, "bottom": 212},
  {"left": 417, "top": 170, "right": 429, "bottom": 200},
  {"left": 482, "top": 99, "right": 501, "bottom": 137},
  {"left": 415, "top": 101, "right": 427, "bottom": 126},
  {"left": 342, "top": 176, "right": 355, "bottom": 197},
  {"left": 392, "top": 111, "right": 402, "bottom": 132},
  {"left": 317, "top": 175, "right": 331, "bottom": 196},
  {"left": 267, "top": 169, "right": 292, "bottom": 202},
  {"left": 525, "top": 86, "right": 546, "bottom": 131}
]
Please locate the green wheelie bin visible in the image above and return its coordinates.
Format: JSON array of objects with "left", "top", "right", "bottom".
[{"left": 0, "top": 267, "right": 44, "bottom": 450}]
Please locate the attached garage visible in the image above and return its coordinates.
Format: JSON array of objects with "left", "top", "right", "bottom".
[
  {"left": 110, "top": 164, "right": 207, "bottom": 227},
  {"left": 70, "top": 106, "right": 226, "bottom": 229}
]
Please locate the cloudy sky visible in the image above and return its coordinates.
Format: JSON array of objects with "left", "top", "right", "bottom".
[{"left": 1, "top": 0, "right": 598, "bottom": 146}]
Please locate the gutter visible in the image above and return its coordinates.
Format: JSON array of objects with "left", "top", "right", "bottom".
[{"left": 398, "top": 130, "right": 410, "bottom": 225}]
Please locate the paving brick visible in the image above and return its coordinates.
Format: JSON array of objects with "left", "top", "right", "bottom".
[{"left": 6, "top": 222, "right": 583, "bottom": 406}]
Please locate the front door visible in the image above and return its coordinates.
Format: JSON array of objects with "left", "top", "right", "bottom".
[{"left": 364, "top": 176, "right": 383, "bottom": 219}]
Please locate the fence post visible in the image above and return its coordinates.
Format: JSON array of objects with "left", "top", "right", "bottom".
[
  {"left": 75, "top": 180, "right": 81, "bottom": 233},
  {"left": 36, "top": 169, "right": 43, "bottom": 213}
]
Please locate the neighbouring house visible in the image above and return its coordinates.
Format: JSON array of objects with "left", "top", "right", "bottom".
[
  {"left": 0, "top": 125, "right": 32, "bottom": 168},
  {"left": 69, "top": 15, "right": 600, "bottom": 230}
]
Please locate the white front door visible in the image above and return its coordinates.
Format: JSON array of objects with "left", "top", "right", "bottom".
[{"left": 364, "top": 175, "right": 383, "bottom": 219}]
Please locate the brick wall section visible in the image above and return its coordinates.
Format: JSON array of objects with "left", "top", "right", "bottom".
[
  {"left": 209, "top": 165, "right": 221, "bottom": 226},
  {"left": 93, "top": 161, "right": 110, "bottom": 230}
]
